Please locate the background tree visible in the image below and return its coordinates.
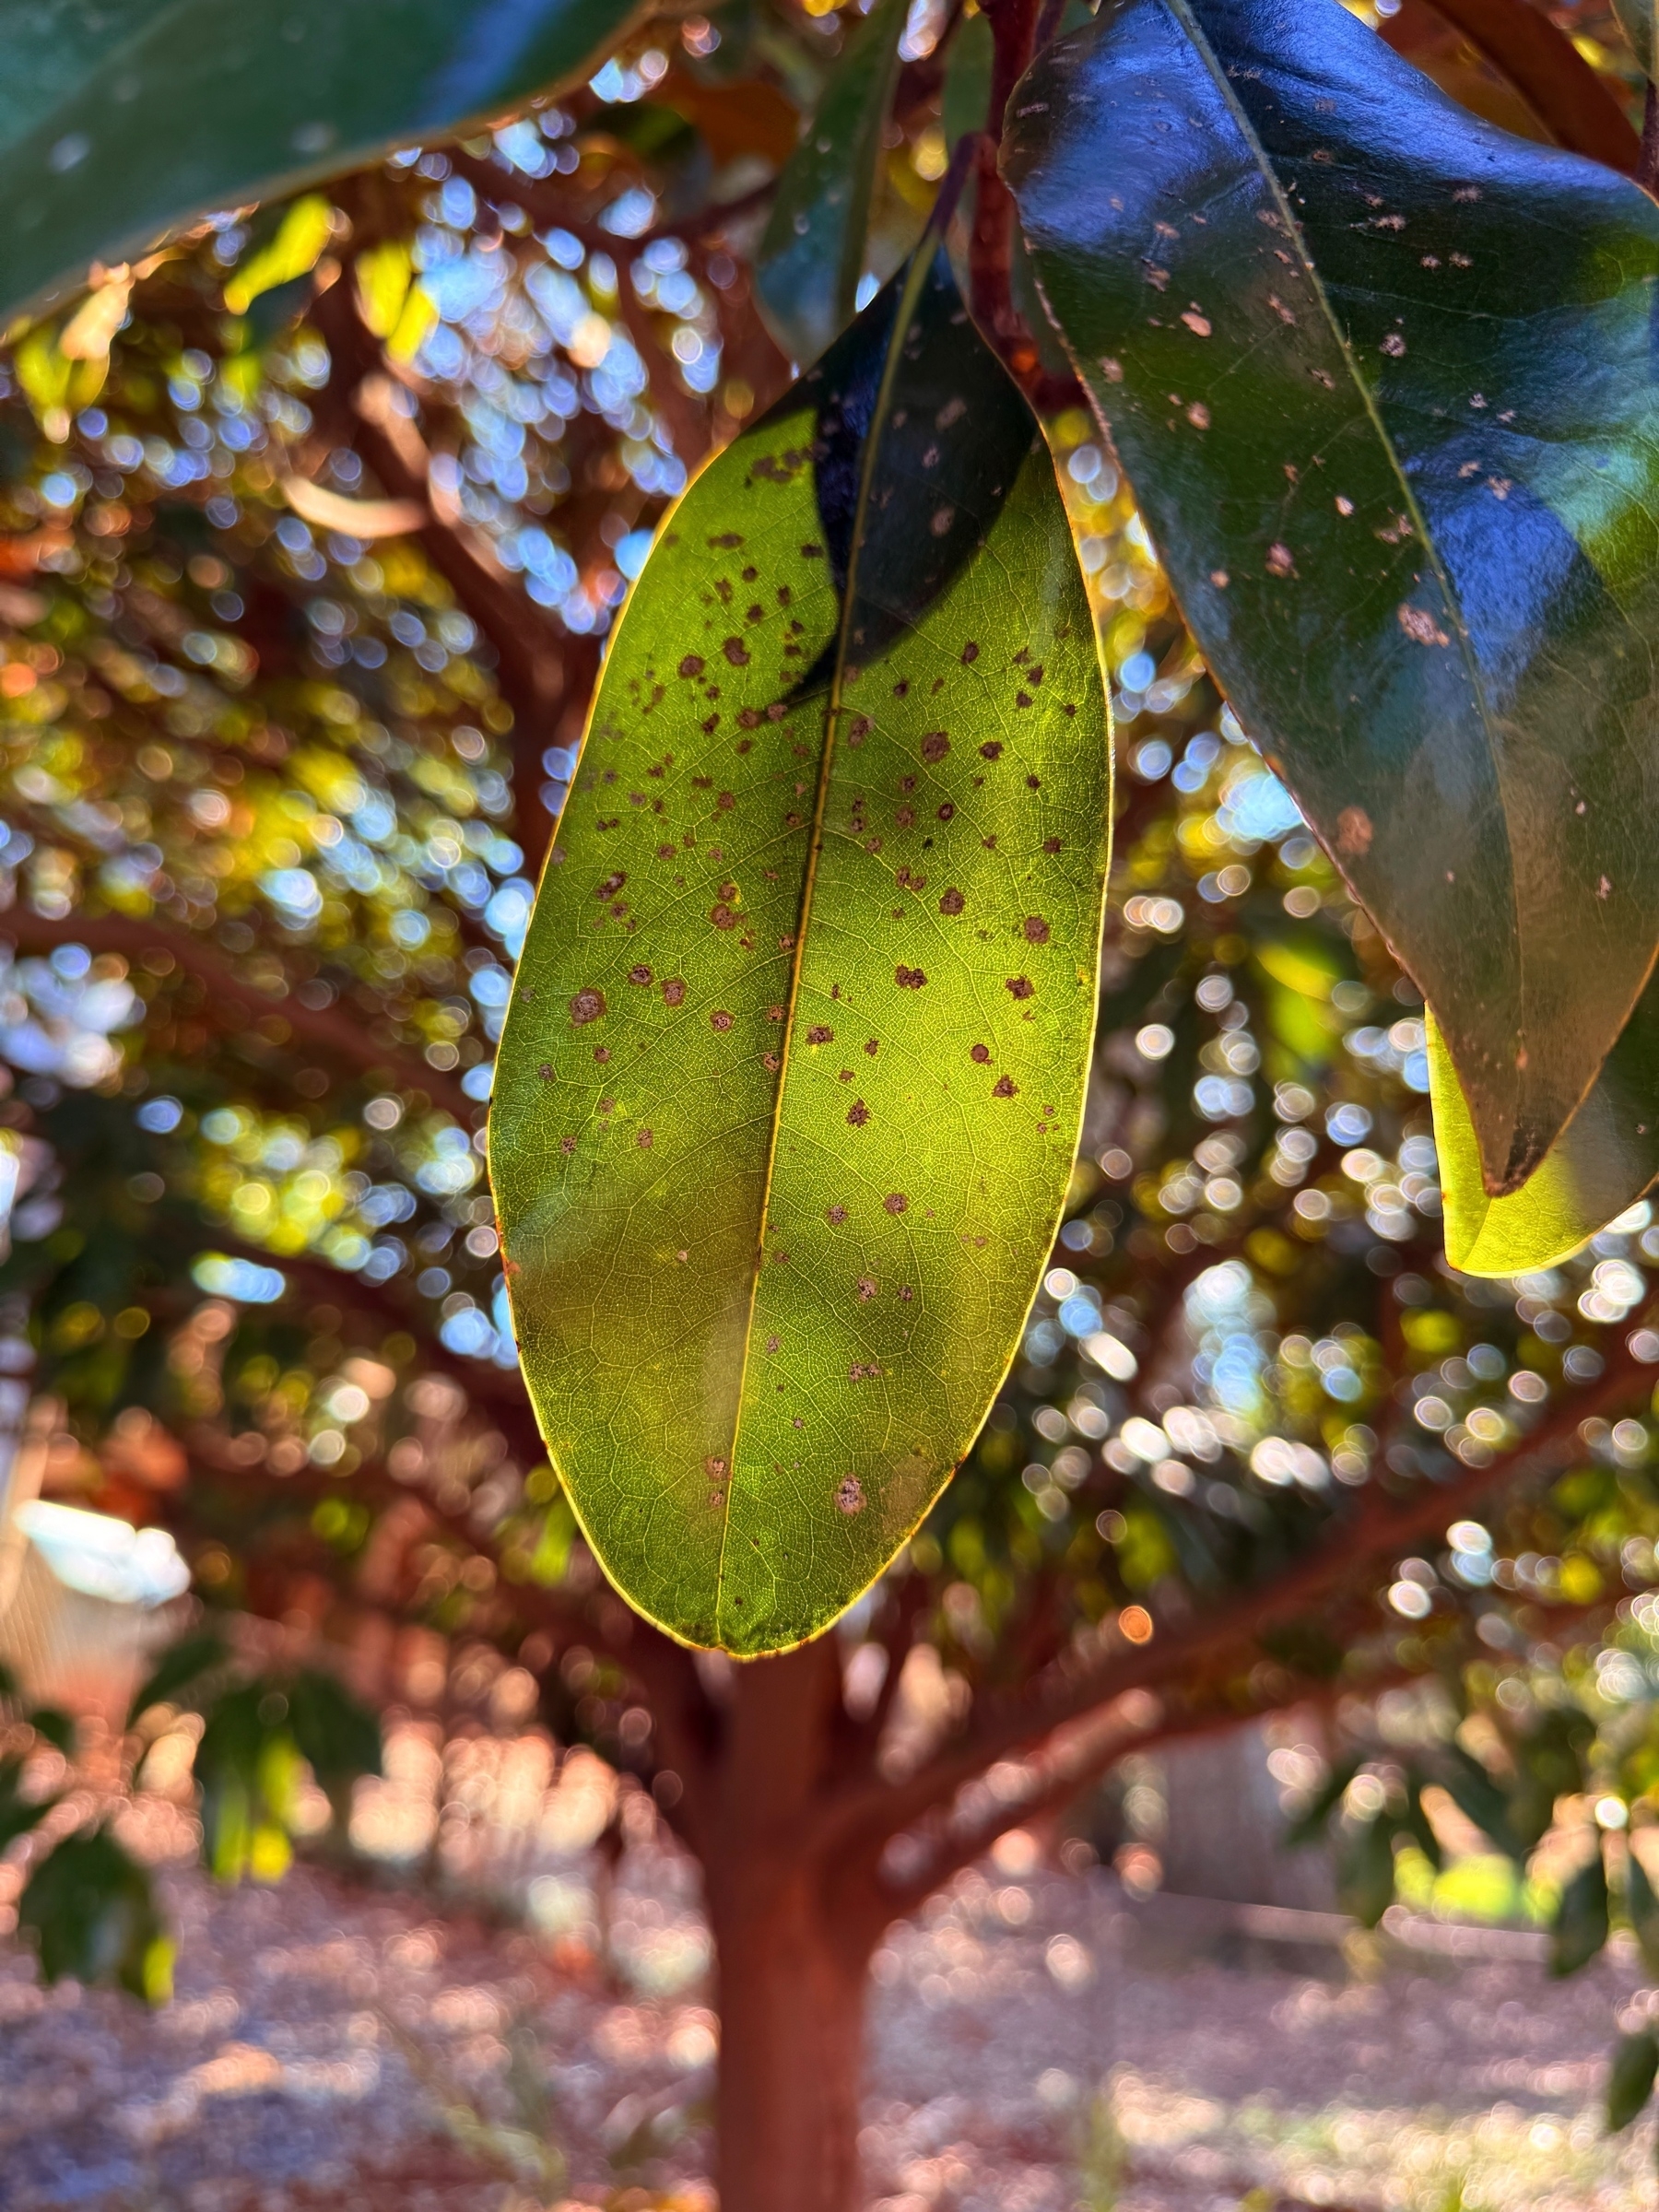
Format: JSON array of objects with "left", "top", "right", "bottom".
[{"left": 4, "top": 0, "right": 1659, "bottom": 2207}]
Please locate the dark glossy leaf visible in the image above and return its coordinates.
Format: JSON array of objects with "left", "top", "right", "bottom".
[
  {"left": 494, "top": 246, "right": 1111, "bottom": 1653},
  {"left": 1402, "top": 1777, "right": 1443, "bottom": 1872},
  {"left": 1609, "top": 2028, "right": 1659, "bottom": 2132},
  {"left": 19, "top": 1824, "right": 172, "bottom": 2002},
  {"left": 1337, "top": 1811, "right": 1398, "bottom": 1927},
  {"left": 1551, "top": 1843, "right": 1610, "bottom": 1976},
  {"left": 755, "top": 0, "right": 908, "bottom": 364},
  {"left": 1430, "top": 994, "right": 1659, "bottom": 1274},
  {"left": 1628, "top": 1846, "right": 1659, "bottom": 1979},
  {"left": 127, "top": 1628, "right": 229, "bottom": 1726},
  {"left": 194, "top": 1680, "right": 300, "bottom": 1881},
  {"left": 0, "top": 0, "right": 638, "bottom": 325},
  {"left": 1006, "top": 0, "right": 1659, "bottom": 1196}
]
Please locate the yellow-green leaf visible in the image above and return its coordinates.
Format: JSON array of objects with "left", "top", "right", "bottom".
[
  {"left": 1430, "top": 1003, "right": 1659, "bottom": 1275},
  {"left": 492, "top": 247, "right": 1111, "bottom": 1653},
  {"left": 222, "top": 194, "right": 334, "bottom": 314}
]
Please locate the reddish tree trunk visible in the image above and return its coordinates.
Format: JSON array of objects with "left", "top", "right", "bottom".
[
  {"left": 708, "top": 1864, "right": 875, "bottom": 2212},
  {"left": 695, "top": 1641, "right": 885, "bottom": 2212}
]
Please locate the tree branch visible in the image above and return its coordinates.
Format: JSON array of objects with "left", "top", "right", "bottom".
[
  {"left": 1382, "top": 0, "right": 1640, "bottom": 171},
  {"left": 0, "top": 904, "right": 472, "bottom": 1119}
]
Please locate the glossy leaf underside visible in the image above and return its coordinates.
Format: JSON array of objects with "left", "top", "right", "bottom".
[
  {"left": 0, "top": 0, "right": 637, "bottom": 324},
  {"left": 492, "top": 249, "right": 1111, "bottom": 1653},
  {"left": 1428, "top": 997, "right": 1659, "bottom": 1272},
  {"left": 1005, "top": 0, "right": 1659, "bottom": 1197},
  {"left": 755, "top": 0, "right": 908, "bottom": 368}
]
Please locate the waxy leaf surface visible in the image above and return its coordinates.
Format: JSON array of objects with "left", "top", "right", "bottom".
[
  {"left": 755, "top": 0, "right": 908, "bottom": 367},
  {"left": 492, "top": 249, "right": 1110, "bottom": 1653},
  {"left": 1006, "top": 0, "right": 1659, "bottom": 1196},
  {"left": 0, "top": 0, "right": 635, "bottom": 324},
  {"left": 1429, "top": 997, "right": 1659, "bottom": 1272}
]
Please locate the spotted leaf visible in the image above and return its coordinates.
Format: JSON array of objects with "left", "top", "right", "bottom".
[
  {"left": 491, "top": 246, "right": 1111, "bottom": 1653},
  {"left": 1005, "top": 0, "right": 1659, "bottom": 1201}
]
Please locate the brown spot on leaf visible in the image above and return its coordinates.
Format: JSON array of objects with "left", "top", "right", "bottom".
[
  {"left": 939, "top": 888, "right": 966, "bottom": 916},
  {"left": 993, "top": 1075, "right": 1018, "bottom": 1098},
  {"left": 884, "top": 1192, "right": 908, "bottom": 1215},
  {"left": 663, "top": 978, "right": 687, "bottom": 1007},
  {"left": 921, "top": 732, "right": 949, "bottom": 763},
  {"left": 1397, "top": 603, "right": 1450, "bottom": 647},
  {"left": 961, "top": 641, "right": 980, "bottom": 665},
  {"left": 629, "top": 963, "right": 653, "bottom": 986},
  {"left": 826, "top": 1204, "right": 848, "bottom": 1225},
  {"left": 711, "top": 902, "right": 737, "bottom": 929},
  {"left": 836, "top": 1477, "right": 865, "bottom": 1513},
  {"left": 1336, "top": 806, "right": 1373, "bottom": 856},
  {"left": 895, "top": 965, "right": 927, "bottom": 989},
  {"left": 847, "top": 1100, "right": 870, "bottom": 1126},
  {"left": 980, "top": 741, "right": 1002, "bottom": 760},
  {"left": 856, "top": 1276, "right": 877, "bottom": 1301},
  {"left": 638, "top": 1127, "right": 654, "bottom": 1147},
  {"left": 1006, "top": 976, "right": 1034, "bottom": 1001},
  {"left": 970, "top": 1043, "right": 991, "bottom": 1064},
  {"left": 723, "top": 637, "right": 750, "bottom": 666},
  {"left": 711, "top": 1009, "right": 735, "bottom": 1032},
  {"left": 807, "top": 1025, "right": 833, "bottom": 1045},
  {"left": 571, "top": 987, "right": 606, "bottom": 1026},
  {"left": 678, "top": 654, "right": 704, "bottom": 678},
  {"left": 1023, "top": 915, "right": 1050, "bottom": 944}
]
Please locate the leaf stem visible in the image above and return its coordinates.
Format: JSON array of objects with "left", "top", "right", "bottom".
[
  {"left": 1640, "top": 79, "right": 1659, "bottom": 199},
  {"left": 971, "top": 0, "right": 1041, "bottom": 353}
]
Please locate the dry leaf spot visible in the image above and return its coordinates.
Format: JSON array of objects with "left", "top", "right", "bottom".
[
  {"left": 1006, "top": 976, "right": 1034, "bottom": 1000},
  {"left": 662, "top": 978, "right": 687, "bottom": 1007},
  {"left": 560, "top": 1135, "right": 576, "bottom": 1153},
  {"left": 678, "top": 654, "right": 704, "bottom": 678},
  {"left": 848, "top": 714, "right": 873, "bottom": 747},
  {"left": 711, "top": 902, "right": 737, "bottom": 929},
  {"left": 921, "top": 732, "right": 949, "bottom": 762},
  {"left": 1186, "top": 402, "right": 1210, "bottom": 429},
  {"left": 1182, "top": 308, "right": 1212, "bottom": 336},
  {"left": 1380, "top": 333, "right": 1406, "bottom": 357},
  {"left": 971, "top": 1043, "right": 992, "bottom": 1064},
  {"left": 826, "top": 1204, "right": 848, "bottom": 1225},
  {"left": 961, "top": 641, "right": 980, "bottom": 665},
  {"left": 570, "top": 987, "right": 606, "bottom": 1026},
  {"left": 629, "top": 963, "right": 653, "bottom": 986},
  {"left": 930, "top": 506, "right": 956, "bottom": 536},
  {"left": 836, "top": 1476, "right": 865, "bottom": 1513},
  {"left": 707, "top": 1455, "right": 729, "bottom": 1478},
  {"left": 594, "top": 1046, "right": 611, "bottom": 1064},
  {"left": 806, "top": 1025, "right": 834, "bottom": 1045},
  {"left": 856, "top": 1277, "right": 877, "bottom": 1301},
  {"left": 939, "top": 888, "right": 966, "bottom": 916},
  {"left": 538, "top": 1062, "right": 553, "bottom": 1080},
  {"left": 1265, "top": 543, "right": 1295, "bottom": 578},
  {"left": 937, "top": 802, "right": 955, "bottom": 822},
  {"left": 1100, "top": 356, "right": 1124, "bottom": 382},
  {"left": 865, "top": 1038, "right": 878, "bottom": 1055},
  {"left": 1396, "top": 603, "right": 1449, "bottom": 647},
  {"left": 1023, "top": 915, "right": 1050, "bottom": 945},
  {"left": 895, "top": 965, "right": 927, "bottom": 989},
  {"left": 993, "top": 1076, "right": 1018, "bottom": 1098},
  {"left": 884, "top": 1192, "right": 908, "bottom": 1215},
  {"left": 723, "top": 636, "right": 750, "bottom": 666},
  {"left": 711, "top": 1009, "right": 735, "bottom": 1032},
  {"left": 847, "top": 1100, "right": 870, "bottom": 1126},
  {"left": 1043, "top": 837, "right": 1063, "bottom": 854},
  {"left": 981, "top": 741, "right": 1002, "bottom": 760},
  {"left": 594, "top": 870, "right": 626, "bottom": 900},
  {"left": 637, "top": 1127, "right": 653, "bottom": 1147}
]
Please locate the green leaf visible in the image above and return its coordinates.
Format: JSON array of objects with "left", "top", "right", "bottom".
[
  {"left": 1551, "top": 1843, "right": 1610, "bottom": 1976},
  {"left": 1282, "top": 1752, "right": 1359, "bottom": 1848},
  {"left": 755, "top": 0, "right": 908, "bottom": 365},
  {"left": 1402, "top": 1777, "right": 1444, "bottom": 1872},
  {"left": 0, "top": 0, "right": 639, "bottom": 327},
  {"left": 1337, "top": 1811, "right": 1398, "bottom": 1927},
  {"left": 1609, "top": 0, "right": 1657, "bottom": 82},
  {"left": 287, "top": 1666, "right": 382, "bottom": 1785},
  {"left": 493, "top": 245, "right": 1111, "bottom": 1653},
  {"left": 19, "top": 1824, "right": 173, "bottom": 2003},
  {"left": 1629, "top": 1846, "right": 1659, "bottom": 1979},
  {"left": 127, "top": 1628, "right": 229, "bottom": 1726},
  {"left": 1609, "top": 2028, "right": 1659, "bottom": 2132},
  {"left": 1438, "top": 1741, "right": 1524, "bottom": 1863},
  {"left": 1429, "top": 997, "right": 1659, "bottom": 1274},
  {"left": 1005, "top": 0, "right": 1659, "bottom": 1197}
]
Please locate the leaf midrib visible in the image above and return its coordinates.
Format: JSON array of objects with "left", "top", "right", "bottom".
[
  {"left": 1161, "top": 0, "right": 1522, "bottom": 1162},
  {"left": 712, "top": 246, "right": 939, "bottom": 1637}
]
